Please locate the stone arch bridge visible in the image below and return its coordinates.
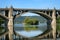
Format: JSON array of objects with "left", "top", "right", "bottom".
[{"left": 0, "top": 7, "right": 60, "bottom": 40}]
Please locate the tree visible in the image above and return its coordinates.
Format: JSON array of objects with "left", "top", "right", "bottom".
[
  {"left": 23, "top": 17, "right": 38, "bottom": 31},
  {"left": 0, "top": 18, "right": 5, "bottom": 32},
  {"left": 0, "top": 18, "right": 4, "bottom": 25},
  {"left": 24, "top": 16, "right": 39, "bottom": 25},
  {"left": 57, "top": 16, "right": 60, "bottom": 31}
]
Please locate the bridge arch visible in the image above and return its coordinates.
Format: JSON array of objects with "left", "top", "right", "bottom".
[
  {"left": 15, "top": 11, "right": 52, "bottom": 20},
  {"left": 14, "top": 11, "right": 52, "bottom": 38},
  {"left": 0, "top": 13, "right": 8, "bottom": 20}
]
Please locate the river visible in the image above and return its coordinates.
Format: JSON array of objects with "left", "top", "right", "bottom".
[{"left": 14, "top": 23, "right": 47, "bottom": 38}]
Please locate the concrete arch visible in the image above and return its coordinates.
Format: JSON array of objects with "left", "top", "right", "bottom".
[
  {"left": 15, "top": 11, "right": 52, "bottom": 20},
  {"left": 14, "top": 11, "right": 52, "bottom": 38},
  {"left": 31, "top": 11, "right": 52, "bottom": 20},
  {"left": 0, "top": 13, "right": 8, "bottom": 20}
]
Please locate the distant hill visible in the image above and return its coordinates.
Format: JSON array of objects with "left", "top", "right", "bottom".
[{"left": 14, "top": 16, "right": 47, "bottom": 23}]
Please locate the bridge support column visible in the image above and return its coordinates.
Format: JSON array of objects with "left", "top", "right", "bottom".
[
  {"left": 8, "top": 7, "right": 13, "bottom": 40},
  {"left": 51, "top": 9, "right": 56, "bottom": 40}
]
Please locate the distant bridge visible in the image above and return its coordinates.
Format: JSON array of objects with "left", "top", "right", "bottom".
[{"left": 0, "top": 6, "right": 60, "bottom": 40}]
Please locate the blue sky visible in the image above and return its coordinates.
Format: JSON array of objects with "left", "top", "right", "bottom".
[{"left": 0, "top": 0, "right": 60, "bottom": 9}]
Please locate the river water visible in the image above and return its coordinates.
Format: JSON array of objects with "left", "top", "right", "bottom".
[{"left": 14, "top": 23, "right": 47, "bottom": 38}]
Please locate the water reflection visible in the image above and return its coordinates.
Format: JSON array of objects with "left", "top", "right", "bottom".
[
  {"left": 16, "top": 30, "right": 43, "bottom": 38},
  {"left": 14, "top": 13, "right": 47, "bottom": 38},
  {"left": 14, "top": 23, "right": 47, "bottom": 38}
]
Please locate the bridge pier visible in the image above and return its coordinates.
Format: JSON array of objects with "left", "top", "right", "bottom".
[
  {"left": 0, "top": 7, "right": 59, "bottom": 40},
  {"left": 51, "top": 9, "right": 56, "bottom": 40},
  {"left": 7, "top": 7, "right": 14, "bottom": 40}
]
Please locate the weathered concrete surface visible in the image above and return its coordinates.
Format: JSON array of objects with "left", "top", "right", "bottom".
[
  {"left": 0, "top": 7, "right": 59, "bottom": 40},
  {"left": 8, "top": 8, "right": 13, "bottom": 40},
  {"left": 51, "top": 9, "right": 56, "bottom": 40}
]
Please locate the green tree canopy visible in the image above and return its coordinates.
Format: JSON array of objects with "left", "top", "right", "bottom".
[
  {"left": 0, "top": 18, "right": 5, "bottom": 31},
  {"left": 0, "top": 18, "right": 4, "bottom": 25},
  {"left": 23, "top": 17, "right": 39, "bottom": 31},
  {"left": 23, "top": 17, "right": 39, "bottom": 25},
  {"left": 57, "top": 16, "right": 60, "bottom": 31}
]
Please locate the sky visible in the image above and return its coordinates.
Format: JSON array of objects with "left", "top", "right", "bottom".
[
  {"left": 0, "top": 0, "right": 51, "bottom": 36},
  {"left": 0, "top": 0, "right": 60, "bottom": 9},
  {"left": 0, "top": 0, "right": 60, "bottom": 16}
]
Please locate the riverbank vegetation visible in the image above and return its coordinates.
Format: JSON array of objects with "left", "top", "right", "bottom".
[
  {"left": 56, "top": 16, "right": 60, "bottom": 31},
  {"left": 23, "top": 17, "right": 39, "bottom": 25},
  {"left": 0, "top": 18, "right": 4, "bottom": 32},
  {"left": 23, "top": 17, "right": 38, "bottom": 31}
]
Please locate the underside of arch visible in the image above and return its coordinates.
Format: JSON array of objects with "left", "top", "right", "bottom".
[
  {"left": 0, "top": 13, "right": 8, "bottom": 20},
  {"left": 14, "top": 11, "right": 52, "bottom": 39},
  {"left": 31, "top": 11, "right": 52, "bottom": 20},
  {"left": 15, "top": 11, "right": 52, "bottom": 20}
]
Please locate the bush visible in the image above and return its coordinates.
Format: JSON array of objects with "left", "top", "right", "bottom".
[
  {"left": 0, "top": 18, "right": 4, "bottom": 31},
  {"left": 24, "top": 17, "right": 38, "bottom": 25},
  {"left": 24, "top": 24, "right": 38, "bottom": 31},
  {"left": 23, "top": 17, "right": 39, "bottom": 31},
  {"left": 57, "top": 17, "right": 60, "bottom": 31}
]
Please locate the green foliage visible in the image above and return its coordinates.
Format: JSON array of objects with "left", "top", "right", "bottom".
[
  {"left": 0, "top": 18, "right": 4, "bottom": 25},
  {"left": 0, "top": 18, "right": 4, "bottom": 31},
  {"left": 23, "top": 17, "right": 39, "bottom": 31},
  {"left": 24, "top": 24, "right": 38, "bottom": 31},
  {"left": 24, "top": 17, "right": 38, "bottom": 25},
  {"left": 0, "top": 27, "right": 4, "bottom": 31},
  {"left": 57, "top": 24, "right": 60, "bottom": 30},
  {"left": 57, "top": 17, "right": 60, "bottom": 31},
  {"left": 57, "top": 17, "right": 60, "bottom": 23}
]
